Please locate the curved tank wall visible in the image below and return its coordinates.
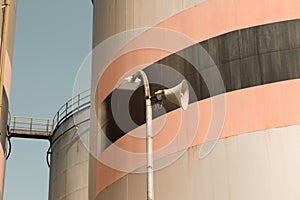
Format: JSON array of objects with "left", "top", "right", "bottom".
[
  {"left": 49, "top": 107, "right": 90, "bottom": 200},
  {"left": 91, "top": 0, "right": 300, "bottom": 199},
  {"left": 92, "top": 0, "right": 208, "bottom": 45},
  {"left": 0, "top": 0, "right": 18, "bottom": 199},
  {"left": 97, "top": 125, "right": 300, "bottom": 199}
]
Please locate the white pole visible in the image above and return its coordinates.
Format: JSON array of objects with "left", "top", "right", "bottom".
[
  {"left": 132, "top": 70, "right": 188, "bottom": 200},
  {"left": 146, "top": 97, "right": 154, "bottom": 200},
  {"left": 136, "top": 70, "right": 154, "bottom": 200}
]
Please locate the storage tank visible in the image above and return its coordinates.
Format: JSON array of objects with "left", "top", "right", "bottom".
[
  {"left": 48, "top": 90, "right": 90, "bottom": 200},
  {"left": 90, "top": 0, "right": 300, "bottom": 200},
  {"left": 0, "top": 0, "right": 17, "bottom": 199}
]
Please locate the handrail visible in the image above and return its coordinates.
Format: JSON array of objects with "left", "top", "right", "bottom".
[
  {"left": 9, "top": 116, "right": 53, "bottom": 138},
  {"left": 10, "top": 116, "right": 52, "bottom": 121},
  {"left": 52, "top": 89, "right": 90, "bottom": 131},
  {"left": 8, "top": 89, "right": 91, "bottom": 138}
]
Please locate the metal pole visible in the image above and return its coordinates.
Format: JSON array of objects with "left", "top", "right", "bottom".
[
  {"left": 30, "top": 118, "right": 33, "bottom": 133},
  {"left": 0, "top": 0, "right": 11, "bottom": 123},
  {"left": 46, "top": 119, "right": 49, "bottom": 133},
  {"left": 65, "top": 102, "right": 68, "bottom": 116},
  {"left": 77, "top": 94, "right": 80, "bottom": 111},
  {"left": 13, "top": 116, "right": 15, "bottom": 131},
  {"left": 136, "top": 70, "right": 154, "bottom": 200},
  {"left": 145, "top": 97, "right": 154, "bottom": 200}
]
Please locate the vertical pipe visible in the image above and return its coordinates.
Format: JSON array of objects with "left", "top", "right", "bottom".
[
  {"left": 0, "top": 0, "right": 11, "bottom": 119},
  {"left": 137, "top": 70, "right": 154, "bottom": 200},
  {"left": 146, "top": 97, "right": 154, "bottom": 200}
]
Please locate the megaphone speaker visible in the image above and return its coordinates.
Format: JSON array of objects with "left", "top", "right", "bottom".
[{"left": 154, "top": 80, "right": 189, "bottom": 110}]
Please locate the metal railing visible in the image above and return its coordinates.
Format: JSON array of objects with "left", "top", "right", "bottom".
[
  {"left": 52, "top": 89, "right": 90, "bottom": 131},
  {"left": 8, "top": 89, "right": 91, "bottom": 139},
  {"left": 9, "top": 116, "right": 53, "bottom": 139}
]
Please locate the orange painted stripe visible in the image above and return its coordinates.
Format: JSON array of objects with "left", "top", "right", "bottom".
[
  {"left": 96, "top": 0, "right": 300, "bottom": 105},
  {"left": 96, "top": 78, "right": 300, "bottom": 194},
  {"left": 4, "top": 51, "right": 12, "bottom": 100}
]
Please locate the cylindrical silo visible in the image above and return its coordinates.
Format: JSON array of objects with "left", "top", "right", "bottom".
[
  {"left": 91, "top": 0, "right": 300, "bottom": 200},
  {"left": 48, "top": 91, "right": 90, "bottom": 200},
  {"left": 0, "top": 0, "right": 17, "bottom": 199}
]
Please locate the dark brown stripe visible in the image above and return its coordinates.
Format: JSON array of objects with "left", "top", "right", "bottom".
[{"left": 99, "top": 19, "right": 300, "bottom": 145}]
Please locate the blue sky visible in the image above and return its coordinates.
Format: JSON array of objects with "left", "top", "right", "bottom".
[{"left": 4, "top": 0, "right": 93, "bottom": 199}]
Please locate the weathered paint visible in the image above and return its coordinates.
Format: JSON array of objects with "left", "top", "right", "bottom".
[
  {"left": 0, "top": 1, "right": 18, "bottom": 199},
  {"left": 2, "top": 0, "right": 17, "bottom": 101},
  {"left": 92, "top": 0, "right": 300, "bottom": 199},
  {"left": 95, "top": 78, "right": 300, "bottom": 194},
  {"left": 49, "top": 108, "right": 90, "bottom": 200},
  {"left": 95, "top": 0, "right": 300, "bottom": 104},
  {"left": 97, "top": 125, "right": 300, "bottom": 199},
  {"left": 99, "top": 19, "right": 300, "bottom": 145}
]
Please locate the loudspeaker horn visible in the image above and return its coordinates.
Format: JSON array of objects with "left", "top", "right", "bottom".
[{"left": 154, "top": 80, "right": 189, "bottom": 110}]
